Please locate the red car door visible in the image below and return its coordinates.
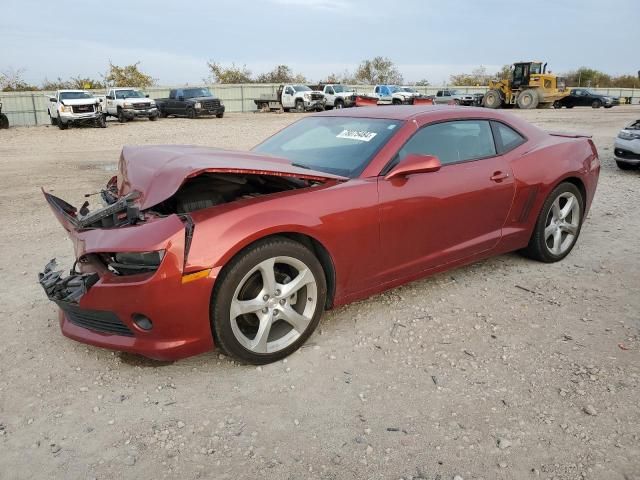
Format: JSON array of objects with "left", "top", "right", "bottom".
[{"left": 377, "top": 119, "right": 515, "bottom": 280}]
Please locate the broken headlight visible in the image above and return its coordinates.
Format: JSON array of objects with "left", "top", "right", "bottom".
[
  {"left": 618, "top": 130, "right": 640, "bottom": 141},
  {"left": 101, "top": 251, "right": 164, "bottom": 276}
]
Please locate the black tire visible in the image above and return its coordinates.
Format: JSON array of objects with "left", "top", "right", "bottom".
[
  {"left": 392, "top": 98, "right": 402, "bottom": 105},
  {"left": 117, "top": 109, "right": 127, "bottom": 123},
  {"left": 604, "top": 105, "right": 613, "bottom": 109},
  {"left": 591, "top": 100, "right": 602, "bottom": 109},
  {"left": 57, "top": 119, "right": 68, "bottom": 130},
  {"left": 95, "top": 115, "right": 107, "bottom": 128},
  {"left": 616, "top": 160, "right": 635, "bottom": 170},
  {"left": 0, "top": 113, "right": 8, "bottom": 129},
  {"left": 334, "top": 99, "right": 344, "bottom": 109},
  {"left": 211, "top": 237, "right": 327, "bottom": 364},
  {"left": 553, "top": 101, "right": 562, "bottom": 109},
  {"left": 517, "top": 89, "right": 539, "bottom": 109},
  {"left": 49, "top": 113, "right": 58, "bottom": 126},
  {"left": 149, "top": 114, "right": 158, "bottom": 121},
  {"left": 187, "top": 107, "right": 196, "bottom": 119},
  {"left": 566, "top": 105, "right": 574, "bottom": 109},
  {"left": 158, "top": 110, "right": 167, "bottom": 118},
  {"left": 521, "top": 182, "right": 584, "bottom": 263},
  {"left": 216, "top": 112, "right": 224, "bottom": 118},
  {"left": 295, "top": 100, "right": 304, "bottom": 113},
  {"left": 482, "top": 89, "right": 502, "bottom": 109}
]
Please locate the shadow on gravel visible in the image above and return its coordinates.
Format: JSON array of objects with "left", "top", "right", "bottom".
[{"left": 118, "top": 352, "right": 174, "bottom": 368}]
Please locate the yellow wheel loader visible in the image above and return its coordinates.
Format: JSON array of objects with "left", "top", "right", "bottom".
[{"left": 483, "top": 61, "right": 568, "bottom": 109}]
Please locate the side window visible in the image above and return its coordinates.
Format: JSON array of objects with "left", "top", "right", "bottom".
[
  {"left": 397, "top": 120, "right": 496, "bottom": 166},
  {"left": 374, "top": 86, "right": 380, "bottom": 94},
  {"left": 443, "top": 90, "right": 450, "bottom": 97},
  {"left": 326, "top": 87, "right": 334, "bottom": 95},
  {"left": 492, "top": 121, "right": 526, "bottom": 154},
  {"left": 436, "top": 90, "right": 443, "bottom": 97}
]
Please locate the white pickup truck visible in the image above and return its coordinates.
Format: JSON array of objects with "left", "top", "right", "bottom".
[
  {"left": 47, "top": 90, "right": 106, "bottom": 129},
  {"left": 318, "top": 84, "right": 356, "bottom": 109},
  {"left": 254, "top": 84, "right": 325, "bottom": 112},
  {"left": 103, "top": 87, "right": 159, "bottom": 122}
]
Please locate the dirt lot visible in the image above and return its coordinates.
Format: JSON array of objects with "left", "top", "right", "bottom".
[{"left": 0, "top": 107, "right": 639, "bottom": 480}]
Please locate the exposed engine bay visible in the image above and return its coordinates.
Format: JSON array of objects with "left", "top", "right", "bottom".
[{"left": 151, "top": 172, "right": 312, "bottom": 215}]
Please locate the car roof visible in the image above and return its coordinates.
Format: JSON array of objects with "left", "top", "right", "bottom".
[{"left": 311, "top": 105, "right": 498, "bottom": 121}]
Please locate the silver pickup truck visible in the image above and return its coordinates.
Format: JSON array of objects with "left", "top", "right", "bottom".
[{"left": 434, "top": 89, "right": 483, "bottom": 106}]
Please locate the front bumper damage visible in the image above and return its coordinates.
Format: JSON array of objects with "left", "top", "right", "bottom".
[{"left": 38, "top": 192, "right": 215, "bottom": 360}]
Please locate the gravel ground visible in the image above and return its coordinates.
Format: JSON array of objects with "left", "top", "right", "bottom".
[{"left": 0, "top": 108, "right": 639, "bottom": 480}]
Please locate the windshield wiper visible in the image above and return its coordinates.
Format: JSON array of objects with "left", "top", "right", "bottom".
[{"left": 291, "top": 162, "right": 311, "bottom": 170}]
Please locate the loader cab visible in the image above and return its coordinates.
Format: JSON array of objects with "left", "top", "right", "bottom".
[{"left": 512, "top": 62, "right": 545, "bottom": 89}]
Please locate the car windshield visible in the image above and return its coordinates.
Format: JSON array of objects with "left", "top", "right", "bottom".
[
  {"left": 401, "top": 87, "right": 417, "bottom": 93},
  {"left": 332, "top": 85, "right": 352, "bottom": 93},
  {"left": 387, "top": 86, "right": 401, "bottom": 93},
  {"left": 253, "top": 116, "right": 402, "bottom": 177},
  {"left": 530, "top": 63, "right": 542, "bottom": 74},
  {"left": 59, "top": 91, "right": 93, "bottom": 100},
  {"left": 293, "top": 85, "right": 311, "bottom": 92},
  {"left": 449, "top": 90, "right": 461, "bottom": 95},
  {"left": 183, "top": 88, "right": 212, "bottom": 98},
  {"left": 115, "top": 89, "right": 145, "bottom": 99}
]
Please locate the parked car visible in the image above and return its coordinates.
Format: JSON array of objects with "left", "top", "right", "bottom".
[
  {"left": 614, "top": 119, "right": 640, "bottom": 169},
  {"left": 254, "top": 84, "right": 325, "bottom": 112},
  {"left": 554, "top": 88, "right": 620, "bottom": 109},
  {"left": 0, "top": 99, "right": 8, "bottom": 129},
  {"left": 434, "top": 89, "right": 480, "bottom": 106},
  {"left": 47, "top": 90, "right": 106, "bottom": 129},
  {"left": 155, "top": 88, "right": 225, "bottom": 118},
  {"left": 317, "top": 84, "right": 356, "bottom": 109},
  {"left": 103, "top": 87, "right": 159, "bottom": 123},
  {"left": 39, "top": 106, "right": 599, "bottom": 364}
]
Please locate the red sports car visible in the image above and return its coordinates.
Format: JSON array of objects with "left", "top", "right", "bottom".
[{"left": 39, "top": 106, "right": 600, "bottom": 364}]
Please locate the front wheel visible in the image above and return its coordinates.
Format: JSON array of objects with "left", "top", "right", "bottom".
[
  {"left": 553, "top": 101, "right": 562, "bottom": 109},
  {"left": 521, "top": 182, "right": 584, "bottom": 263},
  {"left": 149, "top": 114, "right": 158, "bottom": 121},
  {"left": 616, "top": 160, "right": 635, "bottom": 170},
  {"left": 57, "top": 119, "right": 68, "bottom": 130},
  {"left": 482, "top": 90, "right": 502, "bottom": 109},
  {"left": 592, "top": 100, "right": 602, "bottom": 108},
  {"left": 211, "top": 237, "right": 327, "bottom": 364},
  {"left": 0, "top": 113, "right": 8, "bottom": 129},
  {"left": 295, "top": 100, "right": 304, "bottom": 113},
  {"left": 187, "top": 107, "right": 196, "bottom": 119},
  {"left": 117, "top": 109, "right": 127, "bottom": 123},
  {"left": 49, "top": 113, "right": 58, "bottom": 126},
  {"left": 95, "top": 115, "right": 107, "bottom": 128},
  {"left": 216, "top": 112, "right": 224, "bottom": 118}
]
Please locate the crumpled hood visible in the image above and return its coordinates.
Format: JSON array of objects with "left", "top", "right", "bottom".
[{"left": 117, "top": 145, "right": 347, "bottom": 210}]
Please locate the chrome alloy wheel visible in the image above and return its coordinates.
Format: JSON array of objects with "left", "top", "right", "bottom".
[
  {"left": 230, "top": 256, "right": 318, "bottom": 354},
  {"left": 544, "top": 192, "right": 580, "bottom": 255}
]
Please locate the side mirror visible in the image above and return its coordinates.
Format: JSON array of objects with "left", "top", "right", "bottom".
[
  {"left": 49, "top": 97, "right": 56, "bottom": 102},
  {"left": 98, "top": 98, "right": 103, "bottom": 102},
  {"left": 384, "top": 154, "right": 441, "bottom": 180},
  {"left": 145, "top": 94, "right": 149, "bottom": 98},
  {"left": 105, "top": 95, "right": 113, "bottom": 100}
]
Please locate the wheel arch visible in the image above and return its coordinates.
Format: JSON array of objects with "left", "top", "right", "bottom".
[
  {"left": 214, "top": 231, "right": 337, "bottom": 310},
  {"left": 558, "top": 175, "right": 587, "bottom": 215}
]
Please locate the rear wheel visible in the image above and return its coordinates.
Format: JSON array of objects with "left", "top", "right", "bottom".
[
  {"left": 591, "top": 99, "right": 602, "bottom": 108},
  {"left": 521, "top": 182, "right": 583, "bottom": 263},
  {"left": 482, "top": 89, "right": 502, "bottom": 109},
  {"left": 517, "top": 89, "right": 539, "bottom": 109},
  {"left": 211, "top": 237, "right": 327, "bottom": 364}
]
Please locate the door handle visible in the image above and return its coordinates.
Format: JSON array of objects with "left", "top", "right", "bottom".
[{"left": 490, "top": 171, "right": 510, "bottom": 182}]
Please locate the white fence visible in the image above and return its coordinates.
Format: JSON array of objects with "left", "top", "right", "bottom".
[{"left": 1, "top": 85, "right": 639, "bottom": 127}]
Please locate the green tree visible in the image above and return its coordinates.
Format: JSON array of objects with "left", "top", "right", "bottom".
[
  {"left": 563, "top": 67, "right": 611, "bottom": 87},
  {"left": 494, "top": 64, "right": 512, "bottom": 80},
  {"left": 206, "top": 61, "right": 253, "bottom": 83},
  {"left": 256, "top": 65, "right": 306, "bottom": 84},
  {"left": 1, "top": 68, "right": 39, "bottom": 91},
  {"left": 414, "top": 79, "right": 431, "bottom": 86},
  {"left": 104, "top": 61, "right": 155, "bottom": 88},
  {"left": 354, "top": 57, "right": 403, "bottom": 84},
  {"left": 42, "top": 76, "right": 105, "bottom": 90},
  {"left": 449, "top": 65, "right": 490, "bottom": 86}
]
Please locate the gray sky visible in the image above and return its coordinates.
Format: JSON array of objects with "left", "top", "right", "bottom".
[{"left": 2, "top": 0, "right": 638, "bottom": 86}]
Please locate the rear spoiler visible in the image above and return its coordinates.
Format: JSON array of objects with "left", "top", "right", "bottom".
[{"left": 547, "top": 131, "right": 592, "bottom": 139}]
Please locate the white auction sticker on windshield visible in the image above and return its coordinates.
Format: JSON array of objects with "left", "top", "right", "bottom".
[{"left": 336, "top": 129, "right": 377, "bottom": 142}]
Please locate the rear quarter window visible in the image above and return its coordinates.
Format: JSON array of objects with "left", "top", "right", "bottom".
[{"left": 492, "top": 121, "right": 526, "bottom": 154}]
